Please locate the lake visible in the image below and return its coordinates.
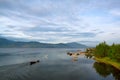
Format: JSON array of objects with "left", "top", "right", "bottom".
[{"left": 0, "top": 48, "right": 119, "bottom": 80}]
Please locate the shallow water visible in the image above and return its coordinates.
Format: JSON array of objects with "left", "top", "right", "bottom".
[{"left": 0, "top": 48, "right": 119, "bottom": 80}]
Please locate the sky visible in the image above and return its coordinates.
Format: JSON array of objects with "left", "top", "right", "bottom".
[{"left": 0, "top": 0, "right": 120, "bottom": 46}]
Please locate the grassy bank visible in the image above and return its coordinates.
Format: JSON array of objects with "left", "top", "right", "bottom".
[{"left": 94, "top": 57, "right": 120, "bottom": 70}]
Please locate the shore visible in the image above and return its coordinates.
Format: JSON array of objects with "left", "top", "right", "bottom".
[{"left": 94, "top": 57, "right": 120, "bottom": 70}]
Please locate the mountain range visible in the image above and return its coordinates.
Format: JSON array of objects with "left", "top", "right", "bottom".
[{"left": 0, "top": 38, "right": 87, "bottom": 48}]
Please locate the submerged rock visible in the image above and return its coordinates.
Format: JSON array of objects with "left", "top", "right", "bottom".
[{"left": 30, "top": 60, "right": 40, "bottom": 65}]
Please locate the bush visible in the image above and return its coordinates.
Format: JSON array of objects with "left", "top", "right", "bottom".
[
  {"left": 93, "top": 42, "right": 120, "bottom": 61},
  {"left": 94, "top": 41, "right": 109, "bottom": 58}
]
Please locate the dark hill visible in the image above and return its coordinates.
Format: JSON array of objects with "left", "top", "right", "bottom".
[{"left": 0, "top": 38, "right": 87, "bottom": 48}]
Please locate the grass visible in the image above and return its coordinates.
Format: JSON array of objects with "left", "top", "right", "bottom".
[{"left": 94, "top": 57, "right": 120, "bottom": 70}]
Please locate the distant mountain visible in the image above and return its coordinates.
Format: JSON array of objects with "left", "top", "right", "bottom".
[{"left": 0, "top": 38, "right": 87, "bottom": 48}]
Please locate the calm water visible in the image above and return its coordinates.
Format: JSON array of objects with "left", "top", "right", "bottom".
[{"left": 0, "top": 48, "right": 119, "bottom": 80}]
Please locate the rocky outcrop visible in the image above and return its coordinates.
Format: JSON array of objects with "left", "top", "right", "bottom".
[{"left": 30, "top": 60, "right": 40, "bottom": 65}]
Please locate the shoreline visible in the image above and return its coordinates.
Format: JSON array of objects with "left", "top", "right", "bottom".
[{"left": 94, "top": 57, "right": 120, "bottom": 70}]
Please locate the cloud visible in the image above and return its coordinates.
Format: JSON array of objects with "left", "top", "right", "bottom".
[
  {"left": 80, "top": 40, "right": 99, "bottom": 43},
  {"left": 0, "top": 0, "right": 120, "bottom": 46},
  {"left": 63, "top": 32, "right": 96, "bottom": 38},
  {"left": 79, "top": 40, "right": 100, "bottom": 46},
  {"left": 110, "top": 9, "right": 120, "bottom": 16}
]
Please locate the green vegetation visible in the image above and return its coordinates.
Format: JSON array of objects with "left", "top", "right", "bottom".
[
  {"left": 93, "top": 42, "right": 120, "bottom": 61},
  {"left": 86, "top": 42, "right": 120, "bottom": 69},
  {"left": 94, "top": 57, "right": 120, "bottom": 70}
]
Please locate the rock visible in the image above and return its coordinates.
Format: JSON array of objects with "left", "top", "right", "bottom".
[
  {"left": 67, "top": 52, "right": 73, "bottom": 56},
  {"left": 30, "top": 60, "right": 40, "bottom": 65}
]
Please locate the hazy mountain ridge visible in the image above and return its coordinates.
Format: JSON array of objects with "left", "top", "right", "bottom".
[{"left": 0, "top": 38, "right": 87, "bottom": 48}]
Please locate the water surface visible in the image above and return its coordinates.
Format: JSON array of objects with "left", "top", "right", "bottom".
[{"left": 0, "top": 48, "right": 119, "bottom": 80}]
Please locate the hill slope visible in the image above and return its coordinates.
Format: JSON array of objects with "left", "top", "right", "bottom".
[{"left": 0, "top": 38, "right": 87, "bottom": 48}]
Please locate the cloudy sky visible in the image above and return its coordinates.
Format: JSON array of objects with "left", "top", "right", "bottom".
[{"left": 0, "top": 0, "right": 120, "bottom": 46}]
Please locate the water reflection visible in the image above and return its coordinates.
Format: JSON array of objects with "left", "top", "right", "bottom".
[
  {"left": 0, "top": 48, "right": 119, "bottom": 80},
  {"left": 85, "top": 54, "right": 93, "bottom": 59},
  {"left": 93, "top": 62, "right": 120, "bottom": 80},
  {"left": 72, "top": 56, "right": 78, "bottom": 61},
  {"left": 67, "top": 52, "right": 120, "bottom": 80},
  {"left": 67, "top": 52, "right": 80, "bottom": 61}
]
